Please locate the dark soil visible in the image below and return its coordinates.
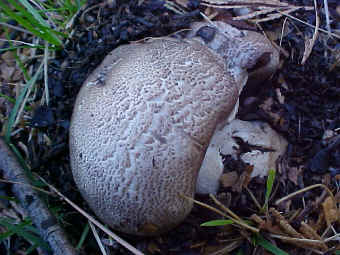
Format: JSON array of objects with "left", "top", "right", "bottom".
[{"left": 1, "top": 0, "right": 340, "bottom": 254}]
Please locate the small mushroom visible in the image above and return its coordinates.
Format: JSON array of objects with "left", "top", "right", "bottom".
[{"left": 69, "top": 22, "right": 279, "bottom": 236}]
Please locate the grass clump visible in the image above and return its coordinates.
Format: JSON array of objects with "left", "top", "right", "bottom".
[
  {"left": 0, "top": 0, "right": 86, "bottom": 48},
  {"left": 0, "top": 1, "right": 85, "bottom": 254}
]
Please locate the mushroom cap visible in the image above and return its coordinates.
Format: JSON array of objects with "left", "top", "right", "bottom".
[
  {"left": 187, "top": 21, "right": 279, "bottom": 87},
  {"left": 69, "top": 37, "right": 240, "bottom": 235}
]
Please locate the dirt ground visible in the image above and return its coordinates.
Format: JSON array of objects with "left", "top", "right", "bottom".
[{"left": 0, "top": 0, "right": 340, "bottom": 254}]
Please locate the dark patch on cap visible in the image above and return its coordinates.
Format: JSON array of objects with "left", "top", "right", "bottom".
[{"left": 195, "top": 26, "right": 216, "bottom": 43}]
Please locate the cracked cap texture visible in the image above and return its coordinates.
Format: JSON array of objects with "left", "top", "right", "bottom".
[{"left": 69, "top": 37, "right": 241, "bottom": 235}]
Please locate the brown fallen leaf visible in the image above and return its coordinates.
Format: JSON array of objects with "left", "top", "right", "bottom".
[
  {"left": 322, "top": 196, "right": 338, "bottom": 226},
  {"left": 220, "top": 171, "right": 238, "bottom": 188},
  {"left": 299, "top": 222, "right": 328, "bottom": 251},
  {"left": 233, "top": 164, "right": 253, "bottom": 192},
  {"left": 0, "top": 62, "right": 15, "bottom": 81}
]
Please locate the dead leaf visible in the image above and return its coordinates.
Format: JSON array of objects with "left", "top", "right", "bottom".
[
  {"left": 201, "top": 0, "right": 313, "bottom": 24},
  {"left": 233, "top": 164, "right": 253, "bottom": 192},
  {"left": 0, "top": 62, "right": 15, "bottom": 81},
  {"left": 322, "top": 196, "right": 338, "bottom": 226},
  {"left": 220, "top": 171, "right": 238, "bottom": 188},
  {"left": 299, "top": 222, "right": 328, "bottom": 251}
]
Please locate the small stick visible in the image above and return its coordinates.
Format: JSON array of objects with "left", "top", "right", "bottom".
[
  {"left": 182, "top": 194, "right": 259, "bottom": 233},
  {"left": 209, "top": 194, "right": 242, "bottom": 222},
  {"left": 275, "top": 183, "right": 335, "bottom": 206},
  {"left": 39, "top": 177, "right": 144, "bottom": 255},
  {"left": 0, "top": 137, "right": 77, "bottom": 255}
]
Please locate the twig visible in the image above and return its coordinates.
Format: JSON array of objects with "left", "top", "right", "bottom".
[
  {"left": 324, "top": 233, "right": 340, "bottom": 243},
  {"left": 209, "top": 194, "right": 242, "bottom": 221},
  {"left": 246, "top": 187, "right": 262, "bottom": 211},
  {"left": 89, "top": 221, "right": 107, "bottom": 255},
  {"left": 0, "top": 178, "right": 54, "bottom": 196},
  {"left": 269, "top": 233, "right": 325, "bottom": 245},
  {"left": 277, "top": 10, "right": 340, "bottom": 39},
  {"left": 0, "top": 137, "right": 77, "bottom": 255},
  {"left": 0, "top": 38, "right": 38, "bottom": 47},
  {"left": 44, "top": 40, "right": 50, "bottom": 105},
  {"left": 0, "top": 22, "right": 33, "bottom": 35},
  {"left": 275, "top": 183, "right": 335, "bottom": 206},
  {"left": 301, "top": 0, "right": 320, "bottom": 65},
  {"left": 323, "top": 0, "right": 331, "bottom": 36},
  {"left": 38, "top": 177, "right": 145, "bottom": 255},
  {"left": 182, "top": 194, "right": 259, "bottom": 233}
]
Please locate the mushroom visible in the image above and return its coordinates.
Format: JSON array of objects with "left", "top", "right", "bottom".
[{"left": 69, "top": 21, "right": 279, "bottom": 236}]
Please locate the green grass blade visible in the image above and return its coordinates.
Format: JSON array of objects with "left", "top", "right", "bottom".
[
  {"left": 13, "top": 0, "right": 64, "bottom": 40},
  {"left": 26, "top": 243, "right": 40, "bottom": 254},
  {"left": 18, "top": 0, "right": 49, "bottom": 27},
  {"left": 263, "top": 169, "right": 276, "bottom": 211},
  {"left": 76, "top": 223, "right": 89, "bottom": 250},
  {"left": 0, "top": 92, "right": 33, "bottom": 111},
  {"left": 255, "top": 235, "right": 288, "bottom": 255},
  {"left": 0, "top": 2, "right": 38, "bottom": 36},
  {"left": 0, "top": 195, "right": 18, "bottom": 202},
  {"left": 200, "top": 219, "right": 234, "bottom": 227},
  {"left": 235, "top": 248, "right": 244, "bottom": 255},
  {"left": 7, "top": 142, "right": 31, "bottom": 171},
  {"left": 0, "top": 229, "right": 15, "bottom": 240},
  {"left": 0, "top": 0, "right": 62, "bottom": 46},
  {"left": 0, "top": 218, "right": 31, "bottom": 240},
  {"left": 7, "top": 141, "right": 45, "bottom": 187},
  {"left": 0, "top": 93, "right": 16, "bottom": 104},
  {"left": 5, "top": 61, "right": 43, "bottom": 142},
  {"left": 0, "top": 44, "right": 45, "bottom": 52},
  {"left": 18, "top": 0, "right": 67, "bottom": 39},
  {"left": 4, "top": 30, "right": 30, "bottom": 80},
  {"left": 0, "top": 217, "right": 50, "bottom": 251}
]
